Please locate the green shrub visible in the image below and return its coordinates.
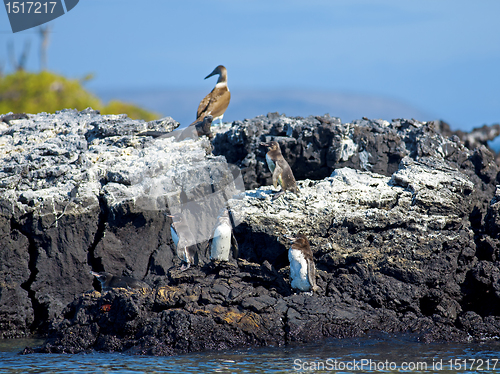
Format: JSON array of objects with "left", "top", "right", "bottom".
[{"left": 0, "top": 71, "right": 159, "bottom": 121}]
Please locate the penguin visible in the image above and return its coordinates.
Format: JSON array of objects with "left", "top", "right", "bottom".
[
  {"left": 260, "top": 141, "right": 300, "bottom": 199},
  {"left": 90, "top": 271, "right": 151, "bottom": 292},
  {"left": 194, "top": 65, "right": 230, "bottom": 126},
  {"left": 210, "top": 209, "right": 238, "bottom": 262},
  {"left": 168, "top": 213, "right": 197, "bottom": 271},
  {"left": 286, "top": 234, "right": 318, "bottom": 293}
]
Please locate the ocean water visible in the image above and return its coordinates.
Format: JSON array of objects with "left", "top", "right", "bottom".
[
  {"left": 488, "top": 138, "right": 500, "bottom": 153},
  {"left": 1, "top": 334, "right": 500, "bottom": 373}
]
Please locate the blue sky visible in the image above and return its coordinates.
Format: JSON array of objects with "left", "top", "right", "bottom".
[{"left": 1, "top": 1, "right": 499, "bottom": 130}]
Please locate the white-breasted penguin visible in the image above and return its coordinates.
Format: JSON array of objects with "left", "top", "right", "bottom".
[
  {"left": 90, "top": 271, "right": 151, "bottom": 292},
  {"left": 194, "top": 65, "right": 230, "bottom": 126},
  {"left": 210, "top": 209, "right": 238, "bottom": 262},
  {"left": 286, "top": 234, "right": 318, "bottom": 293},
  {"left": 261, "top": 141, "right": 300, "bottom": 200},
  {"left": 168, "top": 214, "right": 197, "bottom": 271}
]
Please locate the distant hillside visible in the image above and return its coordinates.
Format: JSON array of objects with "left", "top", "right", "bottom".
[{"left": 95, "top": 88, "right": 435, "bottom": 128}]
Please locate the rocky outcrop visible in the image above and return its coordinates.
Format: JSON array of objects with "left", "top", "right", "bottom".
[
  {"left": 35, "top": 160, "right": 500, "bottom": 354},
  {"left": 0, "top": 109, "right": 241, "bottom": 338},
  {"left": 212, "top": 114, "right": 498, "bottom": 217},
  {"left": 2, "top": 110, "right": 500, "bottom": 354},
  {"left": 435, "top": 121, "right": 500, "bottom": 152}
]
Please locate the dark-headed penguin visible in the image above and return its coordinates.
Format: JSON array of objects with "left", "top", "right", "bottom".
[
  {"left": 194, "top": 65, "right": 230, "bottom": 126},
  {"left": 210, "top": 209, "right": 238, "bottom": 262},
  {"left": 90, "top": 271, "right": 151, "bottom": 292},
  {"left": 286, "top": 234, "right": 318, "bottom": 293},
  {"left": 168, "top": 214, "right": 197, "bottom": 271},
  {"left": 261, "top": 141, "right": 299, "bottom": 199}
]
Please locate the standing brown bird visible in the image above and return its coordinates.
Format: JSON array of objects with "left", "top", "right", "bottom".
[
  {"left": 194, "top": 65, "right": 230, "bottom": 126},
  {"left": 261, "top": 141, "right": 299, "bottom": 199}
]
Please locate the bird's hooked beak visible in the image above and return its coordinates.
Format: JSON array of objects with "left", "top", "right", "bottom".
[
  {"left": 260, "top": 142, "right": 271, "bottom": 148},
  {"left": 90, "top": 271, "right": 101, "bottom": 277},
  {"left": 284, "top": 234, "right": 297, "bottom": 242}
]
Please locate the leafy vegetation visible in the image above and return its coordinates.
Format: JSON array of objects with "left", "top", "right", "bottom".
[{"left": 0, "top": 70, "right": 159, "bottom": 121}]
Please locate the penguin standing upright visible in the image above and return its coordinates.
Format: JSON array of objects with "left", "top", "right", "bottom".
[
  {"left": 90, "top": 271, "right": 151, "bottom": 292},
  {"left": 168, "top": 214, "right": 197, "bottom": 271},
  {"left": 261, "top": 141, "right": 299, "bottom": 199},
  {"left": 194, "top": 65, "right": 230, "bottom": 126},
  {"left": 210, "top": 209, "right": 238, "bottom": 262},
  {"left": 286, "top": 234, "right": 318, "bottom": 293}
]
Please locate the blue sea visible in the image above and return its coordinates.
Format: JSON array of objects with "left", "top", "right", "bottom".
[{"left": 1, "top": 334, "right": 500, "bottom": 373}]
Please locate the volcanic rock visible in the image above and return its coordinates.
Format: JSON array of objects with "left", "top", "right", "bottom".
[
  {"left": 0, "top": 109, "right": 241, "bottom": 337},
  {"left": 2, "top": 110, "right": 500, "bottom": 354}
]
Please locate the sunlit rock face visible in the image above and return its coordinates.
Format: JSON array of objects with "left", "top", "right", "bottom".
[
  {"left": 0, "top": 109, "right": 242, "bottom": 337},
  {"left": 3, "top": 109, "right": 500, "bottom": 354}
]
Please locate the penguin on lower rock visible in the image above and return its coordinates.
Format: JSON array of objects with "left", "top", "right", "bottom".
[
  {"left": 286, "top": 233, "right": 318, "bottom": 294},
  {"left": 90, "top": 271, "right": 151, "bottom": 292},
  {"left": 168, "top": 213, "right": 198, "bottom": 271},
  {"left": 210, "top": 209, "right": 238, "bottom": 262}
]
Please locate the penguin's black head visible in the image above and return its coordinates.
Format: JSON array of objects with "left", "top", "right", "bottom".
[
  {"left": 216, "top": 209, "right": 231, "bottom": 224},
  {"left": 286, "top": 233, "right": 310, "bottom": 247},
  {"left": 260, "top": 141, "right": 280, "bottom": 152}
]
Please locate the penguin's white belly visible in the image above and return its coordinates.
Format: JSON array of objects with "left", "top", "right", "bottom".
[
  {"left": 170, "top": 227, "right": 179, "bottom": 247},
  {"left": 171, "top": 226, "right": 188, "bottom": 262},
  {"left": 266, "top": 154, "right": 275, "bottom": 174},
  {"left": 211, "top": 224, "right": 232, "bottom": 261},
  {"left": 289, "top": 247, "right": 311, "bottom": 291}
]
